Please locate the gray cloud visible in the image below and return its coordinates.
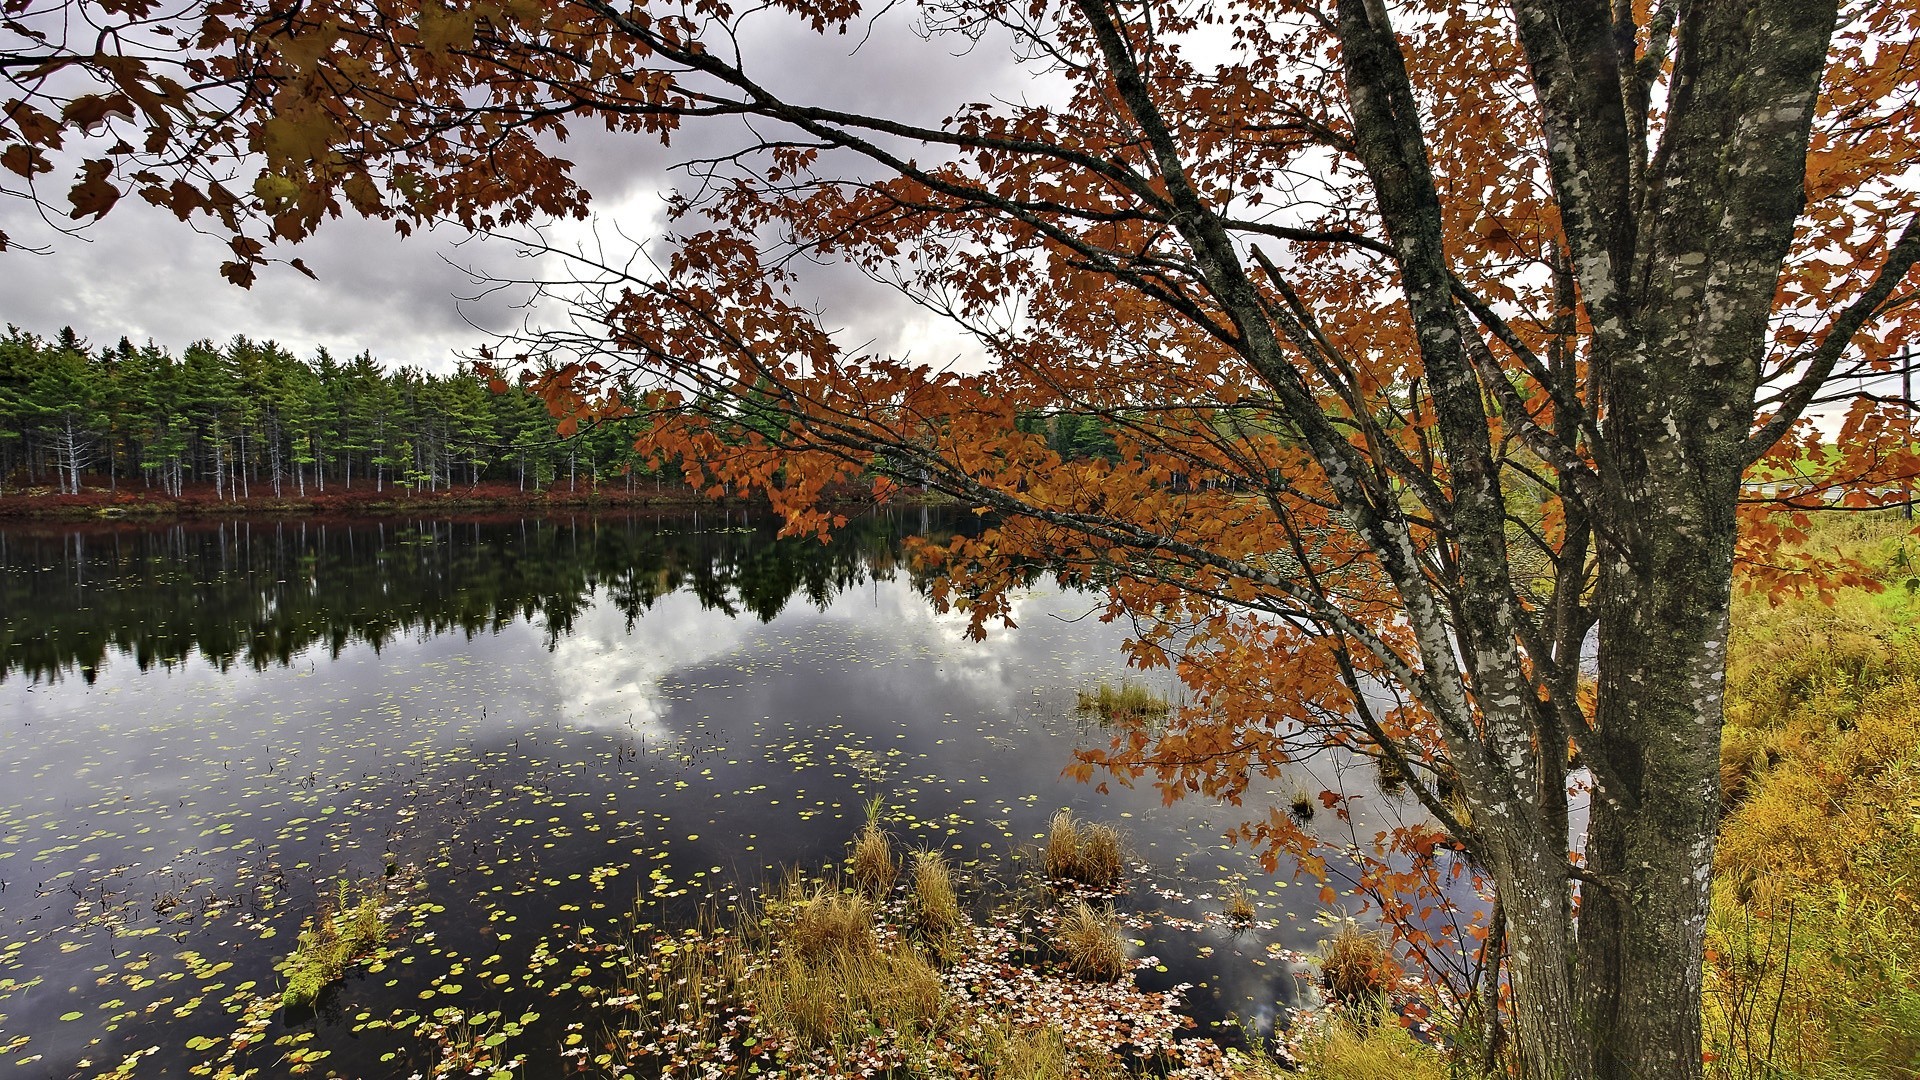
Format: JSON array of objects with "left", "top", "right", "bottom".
[{"left": 0, "top": 10, "right": 1042, "bottom": 373}]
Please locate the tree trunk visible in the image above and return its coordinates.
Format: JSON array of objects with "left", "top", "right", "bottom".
[
  {"left": 1568, "top": 462, "right": 1738, "bottom": 1079},
  {"left": 212, "top": 429, "right": 226, "bottom": 500}
]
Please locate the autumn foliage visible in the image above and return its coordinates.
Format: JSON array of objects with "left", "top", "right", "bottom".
[{"left": 8, "top": 0, "right": 1920, "bottom": 1076}]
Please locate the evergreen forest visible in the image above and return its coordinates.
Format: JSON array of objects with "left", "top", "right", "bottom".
[
  {"left": 0, "top": 325, "right": 658, "bottom": 499},
  {"left": 0, "top": 325, "right": 1126, "bottom": 504}
]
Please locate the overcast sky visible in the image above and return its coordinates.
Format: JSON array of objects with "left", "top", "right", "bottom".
[{"left": 0, "top": 9, "right": 1046, "bottom": 373}]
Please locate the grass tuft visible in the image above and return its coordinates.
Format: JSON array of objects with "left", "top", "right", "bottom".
[
  {"left": 972, "top": 1021, "right": 1072, "bottom": 1080},
  {"left": 1074, "top": 681, "right": 1171, "bottom": 724},
  {"left": 1043, "top": 809, "right": 1125, "bottom": 889},
  {"left": 911, "top": 850, "right": 964, "bottom": 938},
  {"left": 748, "top": 943, "right": 944, "bottom": 1053},
  {"left": 1318, "top": 923, "right": 1399, "bottom": 1004},
  {"left": 1057, "top": 900, "right": 1127, "bottom": 981},
  {"left": 1287, "top": 783, "right": 1317, "bottom": 824},
  {"left": 779, "top": 884, "right": 879, "bottom": 961},
  {"left": 1223, "top": 885, "right": 1256, "bottom": 926},
  {"left": 849, "top": 821, "right": 896, "bottom": 898}
]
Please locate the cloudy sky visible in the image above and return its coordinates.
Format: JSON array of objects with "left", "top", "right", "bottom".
[{"left": 0, "top": 9, "right": 1047, "bottom": 372}]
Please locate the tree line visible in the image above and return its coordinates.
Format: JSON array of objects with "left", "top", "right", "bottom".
[
  {"left": 0, "top": 325, "right": 668, "bottom": 499},
  {"left": 0, "top": 325, "right": 1139, "bottom": 503}
]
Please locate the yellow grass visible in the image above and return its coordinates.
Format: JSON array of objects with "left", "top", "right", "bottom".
[
  {"left": 1223, "top": 885, "right": 1256, "bottom": 926},
  {"left": 1057, "top": 901, "right": 1127, "bottom": 981},
  {"left": 1293, "top": 1008, "right": 1447, "bottom": 1080},
  {"left": 849, "top": 821, "right": 896, "bottom": 898},
  {"left": 1043, "top": 809, "right": 1125, "bottom": 888},
  {"left": 1074, "top": 681, "right": 1171, "bottom": 724},
  {"left": 1318, "top": 923, "right": 1399, "bottom": 1004},
  {"left": 782, "top": 886, "right": 878, "bottom": 961},
  {"left": 911, "top": 850, "right": 964, "bottom": 938}
]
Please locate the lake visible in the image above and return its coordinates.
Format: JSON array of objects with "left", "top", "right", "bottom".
[{"left": 0, "top": 511, "right": 1433, "bottom": 1077}]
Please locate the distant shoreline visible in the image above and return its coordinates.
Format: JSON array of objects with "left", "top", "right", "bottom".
[{"left": 0, "top": 479, "right": 950, "bottom": 522}]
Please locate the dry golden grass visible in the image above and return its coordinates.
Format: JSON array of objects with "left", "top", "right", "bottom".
[
  {"left": 1223, "top": 885, "right": 1256, "bottom": 926},
  {"left": 1057, "top": 900, "right": 1127, "bottom": 981},
  {"left": 971, "top": 1021, "right": 1072, "bottom": 1080},
  {"left": 747, "top": 879, "right": 945, "bottom": 1054},
  {"left": 849, "top": 821, "right": 896, "bottom": 898},
  {"left": 1287, "top": 783, "right": 1317, "bottom": 824},
  {"left": 911, "top": 850, "right": 964, "bottom": 938},
  {"left": 748, "top": 943, "right": 944, "bottom": 1051},
  {"left": 1318, "top": 923, "right": 1400, "bottom": 1004},
  {"left": 1293, "top": 1007, "right": 1448, "bottom": 1080},
  {"left": 783, "top": 887, "right": 878, "bottom": 962},
  {"left": 1043, "top": 809, "right": 1125, "bottom": 888}
]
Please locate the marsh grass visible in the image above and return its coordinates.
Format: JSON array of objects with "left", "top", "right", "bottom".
[
  {"left": 1318, "top": 923, "right": 1400, "bottom": 1004},
  {"left": 593, "top": 831, "right": 1232, "bottom": 1078},
  {"left": 1075, "top": 681, "right": 1171, "bottom": 724},
  {"left": 911, "top": 850, "right": 965, "bottom": 939},
  {"left": 1043, "top": 809, "right": 1125, "bottom": 889},
  {"left": 746, "top": 940, "right": 945, "bottom": 1053},
  {"left": 972, "top": 1021, "right": 1073, "bottom": 1080},
  {"left": 1222, "top": 885, "right": 1256, "bottom": 926},
  {"left": 1057, "top": 901, "right": 1127, "bottom": 981},
  {"left": 849, "top": 821, "right": 896, "bottom": 898},
  {"left": 779, "top": 884, "right": 879, "bottom": 961},
  {"left": 1291, "top": 1007, "right": 1447, "bottom": 1080},
  {"left": 278, "top": 880, "right": 391, "bottom": 1010},
  {"left": 1373, "top": 754, "right": 1410, "bottom": 798},
  {"left": 1287, "top": 784, "right": 1317, "bottom": 825}
]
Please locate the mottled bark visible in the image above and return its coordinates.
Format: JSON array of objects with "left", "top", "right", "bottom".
[{"left": 1345, "top": 0, "right": 1839, "bottom": 1076}]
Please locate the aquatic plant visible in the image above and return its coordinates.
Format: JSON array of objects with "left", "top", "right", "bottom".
[
  {"left": 1074, "top": 681, "right": 1171, "bottom": 724},
  {"left": 970, "top": 1021, "right": 1072, "bottom": 1080},
  {"left": 1286, "top": 784, "right": 1317, "bottom": 825},
  {"left": 278, "top": 880, "right": 391, "bottom": 1011},
  {"left": 1222, "top": 886, "right": 1256, "bottom": 927},
  {"left": 747, "top": 939, "right": 946, "bottom": 1054},
  {"left": 1043, "top": 810, "right": 1125, "bottom": 889},
  {"left": 780, "top": 885, "right": 879, "bottom": 962}
]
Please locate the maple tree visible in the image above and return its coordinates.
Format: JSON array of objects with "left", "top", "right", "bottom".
[{"left": 8, "top": 0, "right": 1920, "bottom": 1075}]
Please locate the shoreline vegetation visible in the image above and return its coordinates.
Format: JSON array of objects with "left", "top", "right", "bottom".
[
  {"left": 0, "top": 477, "right": 950, "bottom": 521},
  {"left": 554, "top": 512, "right": 1920, "bottom": 1080}
]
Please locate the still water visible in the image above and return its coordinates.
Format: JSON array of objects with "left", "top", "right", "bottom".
[{"left": 0, "top": 512, "right": 1412, "bottom": 1077}]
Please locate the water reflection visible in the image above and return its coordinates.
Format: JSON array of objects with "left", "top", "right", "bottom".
[{"left": 0, "top": 511, "right": 941, "bottom": 685}]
